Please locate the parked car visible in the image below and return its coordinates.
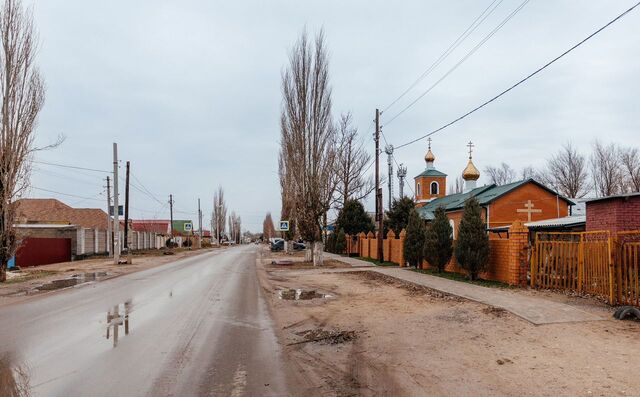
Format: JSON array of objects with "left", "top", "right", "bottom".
[
  {"left": 293, "top": 242, "right": 305, "bottom": 251},
  {"left": 270, "top": 239, "right": 284, "bottom": 251}
]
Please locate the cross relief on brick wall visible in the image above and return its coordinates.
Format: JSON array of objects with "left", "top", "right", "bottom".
[{"left": 516, "top": 199, "right": 542, "bottom": 222}]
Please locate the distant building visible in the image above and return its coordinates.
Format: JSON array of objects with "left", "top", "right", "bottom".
[{"left": 15, "top": 198, "right": 119, "bottom": 230}]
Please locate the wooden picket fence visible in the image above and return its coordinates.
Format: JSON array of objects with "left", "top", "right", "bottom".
[
  {"left": 531, "top": 230, "right": 640, "bottom": 306},
  {"left": 616, "top": 232, "right": 640, "bottom": 306}
]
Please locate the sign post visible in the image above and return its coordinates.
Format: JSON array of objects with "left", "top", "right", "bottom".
[{"left": 184, "top": 222, "right": 193, "bottom": 249}]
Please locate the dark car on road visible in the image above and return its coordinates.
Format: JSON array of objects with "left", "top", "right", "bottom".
[{"left": 270, "top": 239, "right": 284, "bottom": 251}]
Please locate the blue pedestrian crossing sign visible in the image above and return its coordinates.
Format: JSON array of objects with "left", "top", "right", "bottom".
[
  {"left": 184, "top": 222, "right": 193, "bottom": 232},
  {"left": 279, "top": 221, "right": 289, "bottom": 231}
]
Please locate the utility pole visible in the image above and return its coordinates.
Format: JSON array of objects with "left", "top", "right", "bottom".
[
  {"left": 198, "top": 198, "right": 202, "bottom": 249},
  {"left": 375, "top": 109, "right": 383, "bottom": 262},
  {"left": 112, "top": 143, "right": 120, "bottom": 265},
  {"left": 397, "top": 164, "right": 407, "bottom": 198},
  {"left": 106, "top": 176, "right": 113, "bottom": 257},
  {"left": 385, "top": 144, "right": 394, "bottom": 207},
  {"left": 169, "top": 194, "right": 174, "bottom": 246},
  {"left": 124, "top": 161, "right": 131, "bottom": 264}
]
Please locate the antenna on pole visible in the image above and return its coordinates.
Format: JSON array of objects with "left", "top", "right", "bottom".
[
  {"left": 385, "top": 144, "right": 394, "bottom": 207},
  {"left": 397, "top": 163, "right": 407, "bottom": 198}
]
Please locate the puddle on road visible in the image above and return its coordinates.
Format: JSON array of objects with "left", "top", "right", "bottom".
[
  {"left": 278, "top": 289, "right": 331, "bottom": 300},
  {"left": 36, "top": 272, "right": 109, "bottom": 291},
  {"left": 106, "top": 300, "right": 133, "bottom": 348}
]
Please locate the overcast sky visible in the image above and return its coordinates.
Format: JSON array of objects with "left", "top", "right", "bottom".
[{"left": 26, "top": 0, "right": 640, "bottom": 232}]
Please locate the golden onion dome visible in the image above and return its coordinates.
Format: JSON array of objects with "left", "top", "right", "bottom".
[
  {"left": 462, "top": 159, "right": 480, "bottom": 181},
  {"left": 424, "top": 149, "right": 435, "bottom": 163}
]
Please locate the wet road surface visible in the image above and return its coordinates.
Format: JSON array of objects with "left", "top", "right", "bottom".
[{"left": 0, "top": 246, "right": 289, "bottom": 396}]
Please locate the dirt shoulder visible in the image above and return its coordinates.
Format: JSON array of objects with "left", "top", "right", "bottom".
[
  {"left": 257, "top": 248, "right": 640, "bottom": 396},
  {"left": 1, "top": 247, "right": 221, "bottom": 306}
]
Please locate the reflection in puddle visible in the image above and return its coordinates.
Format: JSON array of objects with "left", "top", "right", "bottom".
[
  {"left": 106, "top": 300, "right": 132, "bottom": 348},
  {"left": 36, "top": 272, "right": 109, "bottom": 291},
  {"left": 0, "top": 352, "right": 30, "bottom": 396},
  {"left": 278, "top": 289, "right": 331, "bottom": 300}
]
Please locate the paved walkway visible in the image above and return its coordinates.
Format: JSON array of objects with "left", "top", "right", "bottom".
[
  {"left": 325, "top": 254, "right": 604, "bottom": 325},
  {"left": 324, "top": 253, "right": 375, "bottom": 268}
]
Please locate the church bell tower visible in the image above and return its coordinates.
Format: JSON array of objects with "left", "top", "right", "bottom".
[{"left": 414, "top": 138, "right": 447, "bottom": 206}]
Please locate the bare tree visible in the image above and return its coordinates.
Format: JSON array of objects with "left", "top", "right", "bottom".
[
  {"left": 521, "top": 166, "right": 536, "bottom": 180},
  {"left": 591, "top": 140, "right": 623, "bottom": 197},
  {"left": 484, "top": 163, "right": 516, "bottom": 185},
  {"left": 280, "top": 29, "right": 338, "bottom": 265},
  {"left": 334, "top": 112, "right": 374, "bottom": 209},
  {"left": 620, "top": 147, "right": 640, "bottom": 192},
  {"left": 262, "top": 212, "right": 276, "bottom": 241},
  {"left": 278, "top": 152, "right": 296, "bottom": 239},
  {"left": 228, "top": 212, "right": 241, "bottom": 244},
  {"left": 538, "top": 142, "right": 591, "bottom": 198},
  {"left": 211, "top": 186, "right": 227, "bottom": 244},
  {"left": 447, "top": 176, "right": 464, "bottom": 195},
  {"left": 0, "top": 0, "right": 47, "bottom": 281}
]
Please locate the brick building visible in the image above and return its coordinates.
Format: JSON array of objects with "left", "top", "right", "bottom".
[
  {"left": 414, "top": 142, "right": 573, "bottom": 237},
  {"left": 585, "top": 192, "right": 640, "bottom": 233}
]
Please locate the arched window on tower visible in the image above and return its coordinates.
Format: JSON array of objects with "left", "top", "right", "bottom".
[
  {"left": 430, "top": 181, "right": 439, "bottom": 195},
  {"left": 417, "top": 183, "right": 421, "bottom": 197}
]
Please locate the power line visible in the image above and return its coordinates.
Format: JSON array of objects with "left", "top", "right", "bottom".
[
  {"left": 382, "top": 0, "right": 504, "bottom": 113},
  {"left": 394, "top": 1, "right": 640, "bottom": 150},
  {"left": 33, "top": 160, "right": 111, "bottom": 173},
  {"left": 31, "top": 186, "right": 105, "bottom": 202},
  {"left": 383, "top": 0, "right": 530, "bottom": 127}
]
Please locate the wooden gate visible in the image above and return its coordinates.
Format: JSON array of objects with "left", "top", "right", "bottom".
[
  {"left": 615, "top": 232, "right": 640, "bottom": 306},
  {"left": 531, "top": 231, "right": 613, "bottom": 303}
]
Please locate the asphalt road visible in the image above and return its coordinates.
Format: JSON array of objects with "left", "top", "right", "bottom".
[{"left": 0, "top": 246, "right": 289, "bottom": 396}]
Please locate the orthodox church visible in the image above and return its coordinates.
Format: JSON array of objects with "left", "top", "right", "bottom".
[{"left": 414, "top": 140, "right": 574, "bottom": 238}]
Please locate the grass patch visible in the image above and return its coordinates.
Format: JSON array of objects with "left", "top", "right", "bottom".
[
  {"left": 4, "top": 270, "right": 59, "bottom": 284},
  {"left": 412, "top": 268, "right": 513, "bottom": 289},
  {"left": 355, "top": 256, "right": 398, "bottom": 267}
]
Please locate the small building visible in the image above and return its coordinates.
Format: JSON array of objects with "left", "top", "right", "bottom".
[{"left": 586, "top": 192, "right": 640, "bottom": 233}]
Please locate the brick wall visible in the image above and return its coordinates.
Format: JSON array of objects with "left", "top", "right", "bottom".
[
  {"left": 355, "top": 220, "right": 530, "bottom": 286},
  {"left": 587, "top": 195, "right": 640, "bottom": 233}
]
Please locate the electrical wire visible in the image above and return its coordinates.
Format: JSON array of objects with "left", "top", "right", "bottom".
[
  {"left": 31, "top": 186, "right": 105, "bottom": 202},
  {"left": 382, "top": 0, "right": 504, "bottom": 113},
  {"left": 32, "top": 160, "right": 111, "bottom": 173},
  {"left": 384, "top": 0, "right": 530, "bottom": 127},
  {"left": 393, "top": 1, "right": 640, "bottom": 150}
]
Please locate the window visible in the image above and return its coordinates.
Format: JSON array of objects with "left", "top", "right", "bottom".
[
  {"left": 417, "top": 183, "right": 421, "bottom": 196},
  {"left": 449, "top": 219, "right": 455, "bottom": 239},
  {"left": 430, "top": 181, "right": 439, "bottom": 195}
]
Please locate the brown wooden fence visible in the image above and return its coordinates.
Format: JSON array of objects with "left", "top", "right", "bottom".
[
  {"left": 531, "top": 230, "right": 640, "bottom": 306},
  {"left": 616, "top": 232, "right": 640, "bottom": 306}
]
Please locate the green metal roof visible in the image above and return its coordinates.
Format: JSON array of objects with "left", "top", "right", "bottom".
[
  {"left": 414, "top": 168, "right": 447, "bottom": 178},
  {"left": 416, "top": 178, "right": 574, "bottom": 220}
]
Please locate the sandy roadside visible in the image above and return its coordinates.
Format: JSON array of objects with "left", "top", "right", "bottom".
[
  {"left": 0, "top": 247, "right": 222, "bottom": 306},
  {"left": 257, "top": 248, "right": 640, "bottom": 397}
]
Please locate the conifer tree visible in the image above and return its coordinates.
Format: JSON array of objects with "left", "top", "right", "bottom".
[
  {"left": 455, "top": 197, "right": 490, "bottom": 280},
  {"left": 335, "top": 229, "right": 347, "bottom": 254},
  {"left": 403, "top": 209, "right": 426, "bottom": 268},
  {"left": 424, "top": 207, "right": 453, "bottom": 272}
]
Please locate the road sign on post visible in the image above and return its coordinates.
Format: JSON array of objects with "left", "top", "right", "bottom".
[
  {"left": 184, "top": 222, "right": 193, "bottom": 232},
  {"left": 279, "top": 221, "right": 289, "bottom": 231}
]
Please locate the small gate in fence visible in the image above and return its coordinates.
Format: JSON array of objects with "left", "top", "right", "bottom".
[{"left": 531, "top": 230, "right": 640, "bottom": 306}]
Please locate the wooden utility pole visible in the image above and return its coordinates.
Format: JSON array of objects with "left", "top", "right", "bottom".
[
  {"left": 169, "top": 194, "right": 174, "bottom": 245},
  {"left": 124, "top": 161, "right": 132, "bottom": 264},
  {"left": 113, "top": 143, "right": 120, "bottom": 264},
  {"left": 106, "top": 176, "right": 113, "bottom": 256},
  {"left": 198, "top": 198, "right": 202, "bottom": 249},
  {"left": 375, "top": 109, "right": 383, "bottom": 262}
]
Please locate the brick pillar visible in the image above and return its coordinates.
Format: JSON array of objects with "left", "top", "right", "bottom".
[
  {"left": 399, "top": 229, "right": 407, "bottom": 267},
  {"left": 94, "top": 229, "right": 99, "bottom": 253},
  {"left": 77, "top": 228, "right": 85, "bottom": 256},
  {"left": 508, "top": 220, "right": 529, "bottom": 286},
  {"left": 385, "top": 230, "right": 395, "bottom": 262}
]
